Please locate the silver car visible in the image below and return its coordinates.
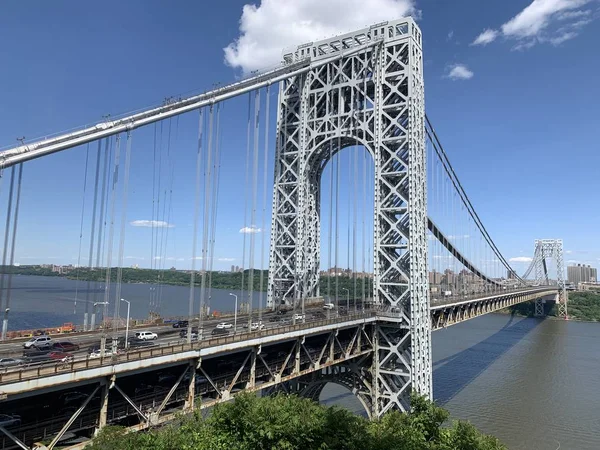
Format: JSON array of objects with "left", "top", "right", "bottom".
[
  {"left": 23, "top": 336, "right": 53, "bottom": 349},
  {"left": 0, "top": 358, "right": 23, "bottom": 368}
]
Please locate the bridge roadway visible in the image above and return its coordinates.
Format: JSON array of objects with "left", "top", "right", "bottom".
[{"left": 0, "top": 287, "right": 555, "bottom": 450}]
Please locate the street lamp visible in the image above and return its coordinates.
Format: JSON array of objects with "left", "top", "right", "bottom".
[
  {"left": 120, "top": 299, "right": 131, "bottom": 349},
  {"left": 229, "top": 293, "right": 238, "bottom": 335},
  {"left": 342, "top": 288, "right": 350, "bottom": 312},
  {"left": 91, "top": 301, "right": 109, "bottom": 331}
]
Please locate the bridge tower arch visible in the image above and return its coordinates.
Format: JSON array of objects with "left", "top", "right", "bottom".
[
  {"left": 267, "top": 18, "right": 431, "bottom": 415},
  {"left": 531, "top": 239, "right": 567, "bottom": 317}
]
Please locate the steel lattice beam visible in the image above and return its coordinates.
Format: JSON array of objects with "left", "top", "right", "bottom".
[{"left": 267, "top": 18, "right": 431, "bottom": 415}]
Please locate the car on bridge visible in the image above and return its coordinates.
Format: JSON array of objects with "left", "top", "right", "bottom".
[
  {"left": 52, "top": 341, "right": 80, "bottom": 352},
  {"left": 49, "top": 351, "right": 74, "bottom": 363},
  {"left": 23, "top": 335, "right": 53, "bottom": 350},
  {"left": 172, "top": 320, "right": 189, "bottom": 328},
  {"left": 135, "top": 331, "right": 158, "bottom": 340},
  {"left": 250, "top": 322, "right": 265, "bottom": 331},
  {"left": 323, "top": 303, "right": 335, "bottom": 310},
  {"left": 293, "top": 314, "right": 305, "bottom": 321},
  {"left": 216, "top": 322, "right": 233, "bottom": 329},
  {"left": 211, "top": 327, "right": 229, "bottom": 336},
  {"left": 0, "top": 357, "right": 24, "bottom": 368}
]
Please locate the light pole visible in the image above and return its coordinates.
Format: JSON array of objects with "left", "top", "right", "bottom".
[
  {"left": 229, "top": 293, "right": 238, "bottom": 335},
  {"left": 342, "top": 288, "right": 349, "bottom": 312},
  {"left": 120, "top": 298, "right": 130, "bottom": 349}
]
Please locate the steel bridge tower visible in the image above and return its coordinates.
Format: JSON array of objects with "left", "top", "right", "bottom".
[
  {"left": 532, "top": 239, "right": 568, "bottom": 317},
  {"left": 267, "top": 18, "right": 431, "bottom": 415}
]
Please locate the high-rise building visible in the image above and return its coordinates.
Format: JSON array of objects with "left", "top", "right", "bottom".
[{"left": 567, "top": 264, "right": 597, "bottom": 284}]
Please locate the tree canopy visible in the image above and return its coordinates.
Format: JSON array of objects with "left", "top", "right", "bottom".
[{"left": 87, "top": 393, "right": 505, "bottom": 450}]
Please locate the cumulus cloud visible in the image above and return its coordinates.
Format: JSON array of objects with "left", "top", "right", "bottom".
[
  {"left": 446, "top": 64, "right": 474, "bottom": 80},
  {"left": 240, "top": 226, "right": 262, "bottom": 234},
  {"left": 509, "top": 256, "right": 533, "bottom": 263},
  {"left": 471, "top": 29, "right": 499, "bottom": 45},
  {"left": 130, "top": 220, "right": 174, "bottom": 228},
  {"left": 218, "top": 257, "right": 236, "bottom": 262},
  {"left": 470, "top": 0, "right": 595, "bottom": 49},
  {"left": 224, "top": 0, "right": 416, "bottom": 74}
]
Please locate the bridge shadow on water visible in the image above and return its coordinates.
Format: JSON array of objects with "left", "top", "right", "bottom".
[{"left": 433, "top": 313, "right": 543, "bottom": 405}]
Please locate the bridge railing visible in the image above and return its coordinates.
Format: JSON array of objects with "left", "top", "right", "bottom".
[{"left": 0, "top": 311, "right": 377, "bottom": 384}]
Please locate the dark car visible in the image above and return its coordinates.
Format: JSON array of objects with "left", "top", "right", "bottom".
[
  {"left": 211, "top": 327, "right": 229, "bottom": 336},
  {"left": 49, "top": 351, "right": 74, "bottom": 362},
  {"left": 172, "top": 320, "right": 189, "bottom": 328},
  {"left": 53, "top": 341, "right": 80, "bottom": 352},
  {"left": 179, "top": 327, "right": 199, "bottom": 338},
  {"left": 268, "top": 316, "right": 281, "bottom": 323}
]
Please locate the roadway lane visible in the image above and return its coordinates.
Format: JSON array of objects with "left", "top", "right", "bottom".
[{"left": 0, "top": 305, "right": 340, "bottom": 358}]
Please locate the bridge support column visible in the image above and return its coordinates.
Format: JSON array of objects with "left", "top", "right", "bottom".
[
  {"left": 96, "top": 376, "right": 112, "bottom": 435},
  {"left": 185, "top": 359, "right": 198, "bottom": 412}
]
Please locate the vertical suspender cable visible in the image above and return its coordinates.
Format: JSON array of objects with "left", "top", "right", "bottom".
[
  {"left": 149, "top": 124, "right": 158, "bottom": 313},
  {"left": 187, "top": 109, "right": 204, "bottom": 343},
  {"left": 95, "top": 139, "right": 110, "bottom": 270},
  {"left": 207, "top": 104, "right": 223, "bottom": 313},
  {"left": 199, "top": 105, "right": 214, "bottom": 332},
  {"left": 102, "top": 134, "right": 121, "bottom": 345},
  {"left": 0, "top": 167, "right": 15, "bottom": 340},
  {"left": 113, "top": 131, "right": 133, "bottom": 346},
  {"left": 353, "top": 146, "right": 358, "bottom": 311},
  {"left": 157, "top": 119, "right": 173, "bottom": 313},
  {"left": 100, "top": 143, "right": 113, "bottom": 275},
  {"left": 73, "top": 144, "right": 91, "bottom": 315},
  {"left": 362, "top": 146, "right": 366, "bottom": 309},
  {"left": 84, "top": 140, "right": 102, "bottom": 330},
  {"left": 240, "top": 94, "right": 252, "bottom": 316},
  {"left": 258, "top": 85, "right": 271, "bottom": 324},
  {"left": 3, "top": 164, "right": 24, "bottom": 335},
  {"left": 335, "top": 131, "right": 340, "bottom": 307},
  {"left": 248, "top": 89, "right": 261, "bottom": 326}
]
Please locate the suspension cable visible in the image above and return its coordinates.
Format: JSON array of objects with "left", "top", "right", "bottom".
[
  {"left": 73, "top": 144, "right": 91, "bottom": 315},
  {"left": 4, "top": 164, "right": 24, "bottom": 332},
  {"left": 112, "top": 131, "right": 133, "bottom": 346},
  {"left": 187, "top": 109, "right": 204, "bottom": 343},
  {"left": 426, "top": 116, "right": 524, "bottom": 284},
  {"left": 248, "top": 89, "right": 261, "bottom": 327},
  {"left": 207, "top": 104, "right": 223, "bottom": 313},
  {"left": 84, "top": 140, "right": 103, "bottom": 330},
  {"left": 258, "top": 84, "right": 271, "bottom": 325}
]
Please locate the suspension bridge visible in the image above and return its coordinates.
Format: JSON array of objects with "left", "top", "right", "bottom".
[{"left": 0, "top": 18, "right": 565, "bottom": 450}]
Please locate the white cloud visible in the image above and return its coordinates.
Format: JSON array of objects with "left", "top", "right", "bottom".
[
  {"left": 218, "top": 257, "right": 236, "bottom": 262},
  {"left": 509, "top": 256, "right": 533, "bottom": 263},
  {"left": 125, "top": 256, "right": 145, "bottom": 260},
  {"left": 240, "top": 226, "right": 262, "bottom": 234},
  {"left": 565, "top": 250, "right": 573, "bottom": 254},
  {"left": 471, "top": 29, "right": 499, "bottom": 46},
  {"left": 447, "top": 30, "right": 454, "bottom": 41},
  {"left": 130, "top": 220, "right": 174, "bottom": 228},
  {"left": 446, "top": 64, "right": 474, "bottom": 80},
  {"left": 224, "top": 0, "right": 416, "bottom": 74},
  {"left": 471, "top": 0, "right": 595, "bottom": 49}
]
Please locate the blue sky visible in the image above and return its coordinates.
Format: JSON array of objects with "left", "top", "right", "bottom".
[{"left": 0, "top": 0, "right": 598, "bottom": 274}]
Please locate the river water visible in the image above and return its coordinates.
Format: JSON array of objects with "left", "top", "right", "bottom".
[{"left": 4, "top": 276, "right": 600, "bottom": 449}]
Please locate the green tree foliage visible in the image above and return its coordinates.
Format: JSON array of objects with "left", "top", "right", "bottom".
[
  {"left": 562, "top": 291, "right": 600, "bottom": 321},
  {"left": 86, "top": 393, "right": 505, "bottom": 450}
]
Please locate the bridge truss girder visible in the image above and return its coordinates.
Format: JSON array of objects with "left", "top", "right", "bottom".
[{"left": 267, "top": 18, "right": 431, "bottom": 414}]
